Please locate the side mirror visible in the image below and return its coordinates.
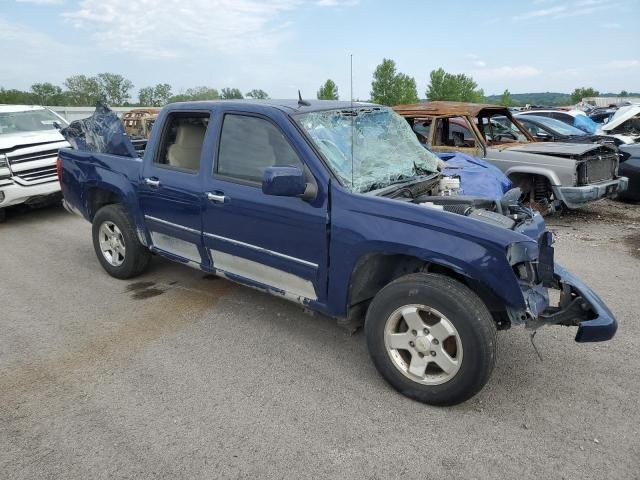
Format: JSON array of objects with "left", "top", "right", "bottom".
[{"left": 262, "top": 165, "right": 310, "bottom": 198}]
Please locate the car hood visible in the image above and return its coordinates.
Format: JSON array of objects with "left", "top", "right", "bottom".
[
  {"left": 505, "top": 142, "right": 610, "bottom": 156},
  {"left": 600, "top": 105, "right": 640, "bottom": 132},
  {"left": 0, "top": 129, "right": 66, "bottom": 152},
  {"left": 619, "top": 144, "right": 640, "bottom": 160}
]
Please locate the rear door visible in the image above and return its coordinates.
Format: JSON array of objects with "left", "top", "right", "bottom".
[
  {"left": 201, "top": 109, "right": 329, "bottom": 303},
  {"left": 139, "top": 110, "right": 210, "bottom": 266}
]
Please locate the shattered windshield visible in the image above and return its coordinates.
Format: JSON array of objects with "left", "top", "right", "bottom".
[{"left": 296, "top": 107, "right": 440, "bottom": 192}]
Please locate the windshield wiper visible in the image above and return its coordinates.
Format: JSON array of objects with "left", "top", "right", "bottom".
[{"left": 365, "top": 173, "right": 438, "bottom": 195}]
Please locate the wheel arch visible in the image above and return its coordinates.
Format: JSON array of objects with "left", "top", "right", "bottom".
[
  {"left": 84, "top": 180, "right": 148, "bottom": 246},
  {"left": 346, "top": 252, "right": 513, "bottom": 330}
]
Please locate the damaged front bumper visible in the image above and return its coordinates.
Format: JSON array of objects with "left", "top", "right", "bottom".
[
  {"left": 513, "top": 262, "right": 618, "bottom": 342},
  {"left": 553, "top": 176, "right": 628, "bottom": 209}
]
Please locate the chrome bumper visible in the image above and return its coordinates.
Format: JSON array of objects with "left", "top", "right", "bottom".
[{"left": 553, "top": 177, "right": 628, "bottom": 209}]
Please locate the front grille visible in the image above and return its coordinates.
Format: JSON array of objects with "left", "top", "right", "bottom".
[
  {"left": 577, "top": 153, "right": 616, "bottom": 185},
  {"left": 7, "top": 148, "right": 60, "bottom": 165},
  {"left": 15, "top": 165, "right": 58, "bottom": 183}
]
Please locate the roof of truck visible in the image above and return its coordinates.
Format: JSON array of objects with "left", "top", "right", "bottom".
[
  {"left": 167, "top": 99, "right": 375, "bottom": 114},
  {"left": 393, "top": 101, "right": 510, "bottom": 118}
]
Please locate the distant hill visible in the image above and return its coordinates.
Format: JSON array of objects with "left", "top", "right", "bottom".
[
  {"left": 484, "top": 91, "right": 640, "bottom": 107},
  {"left": 484, "top": 92, "right": 571, "bottom": 106}
]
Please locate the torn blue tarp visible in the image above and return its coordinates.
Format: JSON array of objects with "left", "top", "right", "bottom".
[
  {"left": 573, "top": 115, "right": 598, "bottom": 135},
  {"left": 61, "top": 102, "right": 137, "bottom": 157},
  {"left": 438, "top": 151, "right": 512, "bottom": 200}
]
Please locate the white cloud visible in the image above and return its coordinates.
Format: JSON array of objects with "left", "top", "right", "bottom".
[
  {"left": 601, "top": 22, "right": 622, "bottom": 28},
  {"left": 316, "top": 0, "right": 359, "bottom": 6},
  {"left": 513, "top": 5, "right": 566, "bottom": 21},
  {"left": 63, "top": 0, "right": 302, "bottom": 58},
  {"left": 606, "top": 60, "right": 640, "bottom": 69},
  {"left": 16, "top": 0, "right": 65, "bottom": 4},
  {"left": 473, "top": 65, "right": 542, "bottom": 80},
  {"left": 474, "top": 60, "right": 486, "bottom": 68},
  {"left": 0, "top": 17, "right": 77, "bottom": 88}
]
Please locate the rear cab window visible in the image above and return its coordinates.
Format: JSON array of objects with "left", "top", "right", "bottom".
[{"left": 155, "top": 112, "right": 210, "bottom": 173}]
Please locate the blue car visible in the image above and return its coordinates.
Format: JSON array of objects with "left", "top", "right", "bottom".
[{"left": 57, "top": 101, "right": 617, "bottom": 406}]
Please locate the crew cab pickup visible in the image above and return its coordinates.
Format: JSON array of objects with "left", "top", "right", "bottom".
[
  {"left": 394, "top": 102, "right": 628, "bottom": 211},
  {"left": 57, "top": 100, "right": 618, "bottom": 406}
]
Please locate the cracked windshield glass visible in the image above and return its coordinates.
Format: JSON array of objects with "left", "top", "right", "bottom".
[{"left": 297, "top": 107, "right": 439, "bottom": 192}]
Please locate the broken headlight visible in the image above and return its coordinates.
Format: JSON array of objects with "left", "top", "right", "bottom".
[{"left": 507, "top": 240, "right": 539, "bottom": 285}]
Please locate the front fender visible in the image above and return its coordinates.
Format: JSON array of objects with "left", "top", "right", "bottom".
[
  {"left": 504, "top": 165, "right": 562, "bottom": 186},
  {"left": 327, "top": 186, "right": 532, "bottom": 317}
]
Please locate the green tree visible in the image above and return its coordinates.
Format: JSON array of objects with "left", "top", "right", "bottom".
[
  {"left": 63, "top": 75, "right": 102, "bottom": 106},
  {"left": 246, "top": 89, "right": 269, "bottom": 99},
  {"left": 30, "top": 83, "right": 63, "bottom": 105},
  {"left": 370, "top": 58, "right": 418, "bottom": 106},
  {"left": 96, "top": 73, "right": 134, "bottom": 106},
  {"left": 570, "top": 87, "right": 599, "bottom": 104},
  {"left": 0, "top": 88, "right": 36, "bottom": 104},
  {"left": 317, "top": 79, "right": 339, "bottom": 100},
  {"left": 620, "top": 90, "right": 629, "bottom": 97},
  {"left": 221, "top": 87, "right": 243, "bottom": 99},
  {"left": 153, "top": 83, "right": 172, "bottom": 105},
  {"left": 139, "top": 83, "right": 173, "bottom": 106},
  {"left": 500, "top": 89, "right": 512, "bottom": 107},
  {"left": 168, "top": 87, "right": 220, "bottom": 103},
  {"left": 395, "top": 73, "right": 419, "bottom": 105},
  {"left": 426, "top": 68, "right": 484, "bottom": 102}
]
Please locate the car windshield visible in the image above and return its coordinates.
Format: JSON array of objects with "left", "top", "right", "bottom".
[
  {"left": 524, "top": 115, "right": 587, "bottom": 136},
  {"left": 296, "top": 107, "right": 439, "bottom": 192},
  {"left": 480, "top": 114, "right": 529, "bottom": 144},
  {"left": 0, "top": 109, "right": 67, "bottom": 135}
]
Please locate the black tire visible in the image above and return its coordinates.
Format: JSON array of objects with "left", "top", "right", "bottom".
[
  {"left": 92, "top": 204, "right": 151, "bottom": 279},
  {"left": 0, "top": 208, "right": 6, "bottom": 223},
  {"left": 365, "top": 273, "right": 497, "bottom": 406}
]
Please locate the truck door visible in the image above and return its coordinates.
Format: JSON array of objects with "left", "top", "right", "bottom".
[
  {"left": 430, "top": 116, "right": 484, "bottom": 158},
  {"left": 139, "top": 111, "right": 210, "bottom": 266},
  {"left": 201, "top": 111, "right": 328, "bottom": 304}
]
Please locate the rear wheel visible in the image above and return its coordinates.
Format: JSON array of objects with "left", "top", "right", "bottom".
[
  {"left": 365, "top": 273, "right": 497, "bottom": 406},
  {"left": 92, "top": 204, "right": 151, "bottom": 279}
]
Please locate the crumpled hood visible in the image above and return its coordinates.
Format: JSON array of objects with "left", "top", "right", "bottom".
[
  {"left": 0, "top": 129, "right": 66, "bottom": 152},
  {"left": 600, "top": 105, "right": 640, "bottom": 132},
  {"left": 506, "top": 141, "right": 611, "bottom": 156}
]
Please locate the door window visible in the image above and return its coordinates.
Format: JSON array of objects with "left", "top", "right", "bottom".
[
  {"left": 216, "top": 114, "right": 303, "bottom": 183},
  {"left": 155, "top": 113, "right": 209, "bottom": 172},
  {"left": 433, "top": 117, "right": 476, "bottom": 147}
]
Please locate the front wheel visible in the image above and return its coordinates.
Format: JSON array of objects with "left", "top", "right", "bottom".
[
  {"left": 365, "top": 273, "right": 497, "bottom": 406},
  {"left": 92, "top": 204, "right": 151, "bottom": 279}
]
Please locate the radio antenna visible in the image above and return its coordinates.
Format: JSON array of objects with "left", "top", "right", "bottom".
[{"left": 350, "top": 53, "right": 354, "bottom": 190}]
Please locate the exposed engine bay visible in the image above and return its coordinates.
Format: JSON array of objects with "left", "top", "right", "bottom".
[{"left": 381, "top": 174, "right": 533, "bottom": 230}]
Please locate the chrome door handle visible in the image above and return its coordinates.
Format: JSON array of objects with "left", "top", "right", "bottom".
[
  {"left": 206, "top": 192, "right": 227, "bottom": 203},
  {"left": 144, "top": 178, "right": 160, "bottom": 188}
]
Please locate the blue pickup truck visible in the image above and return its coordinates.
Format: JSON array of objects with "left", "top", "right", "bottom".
[{"left": 57, "top": 100, "right": 617, "bottom": 406}]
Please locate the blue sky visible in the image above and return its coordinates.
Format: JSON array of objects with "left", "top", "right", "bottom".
[{"left": 1, "top": 0, "right": 639, "bottom": 101}]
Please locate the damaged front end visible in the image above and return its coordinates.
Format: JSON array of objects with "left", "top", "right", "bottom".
[{"left": 507, "top": 232, "right": 617, "bottom": 342}]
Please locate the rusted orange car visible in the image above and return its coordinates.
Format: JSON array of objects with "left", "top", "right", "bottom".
[
  {"left": 121, "top": 108, "right": 161, "bottom": 139},
  {"left": 394, "top": 101, "right": 627, "bottom": 210}
]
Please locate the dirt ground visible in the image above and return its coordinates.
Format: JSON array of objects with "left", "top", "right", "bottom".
[{"left": 1, "top": 199, "right": 639, "bottom": 479}]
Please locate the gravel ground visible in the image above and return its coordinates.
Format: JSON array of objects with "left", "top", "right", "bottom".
[{"left": 1, "top": 200, "right": 639, "bottom": 479}]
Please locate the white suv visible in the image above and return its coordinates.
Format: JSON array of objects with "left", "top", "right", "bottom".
[{"left": 0, "top": 105, "right": 70, "bottom": 221}]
